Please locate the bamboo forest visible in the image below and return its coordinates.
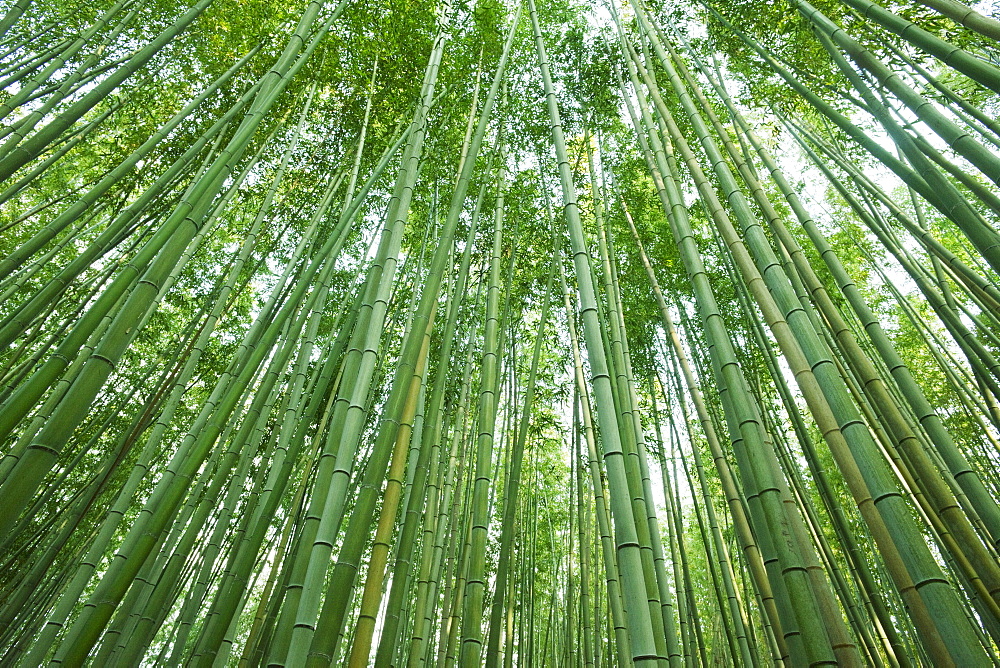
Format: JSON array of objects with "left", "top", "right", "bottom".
[{"left": 6, "top": 0, "right": 1000, "bottom": 664}]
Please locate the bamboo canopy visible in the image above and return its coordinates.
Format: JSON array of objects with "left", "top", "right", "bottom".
[{"left": 1, "top": 0, "right": 1000, "bottom": 664}]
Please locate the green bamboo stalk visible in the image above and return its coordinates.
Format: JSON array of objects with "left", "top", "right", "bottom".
[
  {"left": 916, "top": 0, "right": 1000, "bottom": 41},
  {"left": 529, "top": 0, "right": 661, "bottom": 661}
]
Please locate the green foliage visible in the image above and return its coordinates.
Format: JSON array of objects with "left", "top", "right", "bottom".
[{"left": 2, "top": 0, "right": 1000, "bottom": 664}]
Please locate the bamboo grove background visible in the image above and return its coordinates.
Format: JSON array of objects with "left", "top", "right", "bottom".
[{"left": 1, "top": 0, "right": 1000, "bottom": 664}]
